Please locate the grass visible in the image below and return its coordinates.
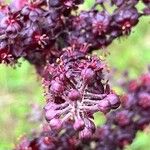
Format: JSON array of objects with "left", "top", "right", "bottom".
[{"left": 0, "top": 61, "right": 44, "bottom": 149}]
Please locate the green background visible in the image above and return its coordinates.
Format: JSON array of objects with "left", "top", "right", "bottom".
[{"left": 0, "top": 0, "right": 150, "bottom": 149}]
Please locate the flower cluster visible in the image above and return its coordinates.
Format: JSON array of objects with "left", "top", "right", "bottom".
[
  {"left": 121, "top": 73, "right": 150, "bottom": 129},
  {"left": 15, "top": 72, "right": 150, "bottom": 150},
  {"left": 43, "top": 47, "right": 120, "bottom": 137},
  {"left": 67, "top": 1, "right": 140, "bottom": 51},
  {"left": 0, "top": 0, "right": 149, "bottom": 70},
  {"left": 0, "top": 0, "right": 83, "bottom": 68},
  {"left": 15, "top": 121, "right": 81, "bottom": 150},
  {"left": 95, "top": 72, "right": 150, "bottom": 149}
]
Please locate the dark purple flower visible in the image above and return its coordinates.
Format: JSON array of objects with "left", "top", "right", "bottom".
[
  {"left": 0, "top": 10, "right": 22, "bottom": 35},
  {"left": 92, "top": 11, "right": 110, "bottom": 35},
  {"left": 113, "top": 7, "right": 139, "bottom": 35},
  {"left": 21, "top": 0, "right": 44, "bottom": 22},
  {"left": 43, "top": 46, "right": 120, "bottom": 135}
]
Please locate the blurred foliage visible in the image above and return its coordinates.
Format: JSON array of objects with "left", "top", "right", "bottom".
[
  {"left": 0, "top": 0, "right": 150, "bottom": 150},
  {"left": 0, "top": 61, "right": 44, "bottom": 149}
]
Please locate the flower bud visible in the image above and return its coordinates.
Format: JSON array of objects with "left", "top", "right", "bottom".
[
  {"left": 73, "top": 118, "right": 85, "bottom": 131},
  {"left": 50, "top": 80, "right": 64, "bottom": 94},
  {"left": 68, "top": 89, "right": 81, "bottom": 101},
  {"left": 115, "top": 111, "right": 131, "bottom": 127},
  {"left": 45, "top": 110, "right": 57, "bottom": 121},
  {"left": 107, "top": 94, "right": 120, "bottom": 109},
  {"left": 79, "top": 127, "right": 93, "bottom": 139},
  {"left": 85, "top": 119, "right": 96, "bottom": 133},
  {"left": 49, "top": 118, "right": 62, "bottom": 130},
  {"left": 44, "top": 102, "right": 57, "bottom": 111},
  {"left": 81, "top": 68, "right": 95, "bottom": 81},
  {"left": 98, "top": 100, "right": 111, "bottom": 113},
  {"left": 138, "top": 92, "right": 150, "bottom": 109}
]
